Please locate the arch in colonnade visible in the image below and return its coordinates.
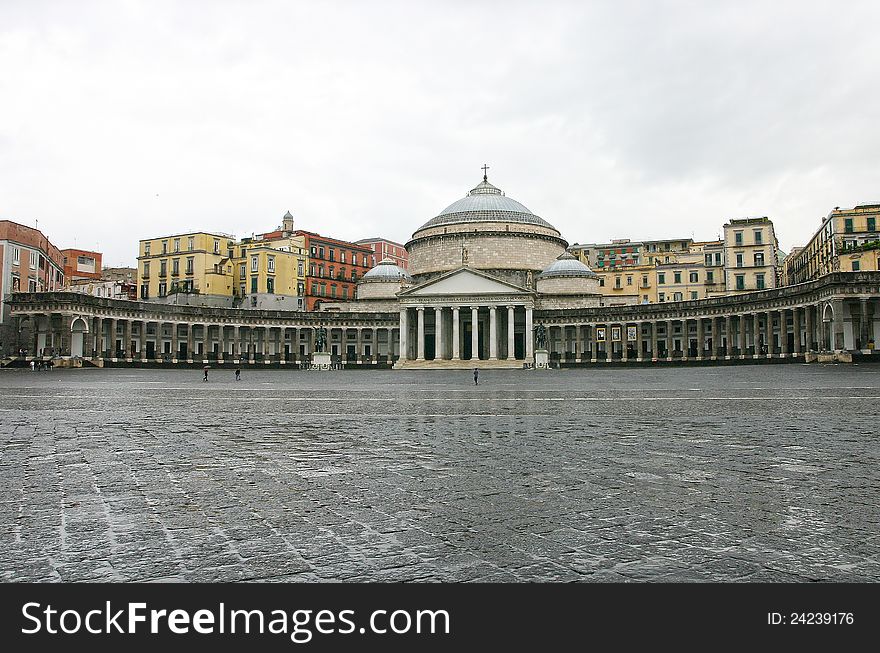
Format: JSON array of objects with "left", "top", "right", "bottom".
[{"left": 70, "top": 316, "right": 89, "bottom": 358}]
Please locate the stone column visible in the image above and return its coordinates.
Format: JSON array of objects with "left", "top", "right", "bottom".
[
  {"left": 435, "top": 307, "right": 444, "bottom": 360},
  {"left": 621, "top": 324, "right": 628, "bottom": 362},
  {"left": 765, "top": 310, "right": 773, "bottom": 356},
  {"left": 665, "top": 320, "right": 673, "bottom": 360},
  {"left": 139, "top": 321, "right": 147, "bottom": 360},
  {"left": 233, "top": 326, "right": 240, "bottom": 359},
  {"left": 650, "top": 322, "right": 658, "bottom": 361},
  {"left": 792, "top": 308, "right": 801, "bottom": 355},
  {"left": 186, "top": 323, "right": 195, "bottom": 361},
  {"left": 507, "top": 306, "right": 515, "bottom": 360},
  {"left": 274, "top": 327, "right": 281, "bottom": 362},
  {"left": 804, "top": 305, "right": 813, "bottom": 351},
  {"left": 636, "top": 322, "right": 644, "bottom": 361},
  {"left": 489, "top": 306, "right": 498, "bottom": 360},
  {"left": 525, "top": 307, "right": 534, "bottom": 361},
  {"left": 723, "top": 316, "right": 731, "bottom": 357},
  {"left": 249, "top": 328, "right": 256, "bottom": 362},
  {"left": 817, "top": 305, "right": 826, "bottom": 351},
  {"left": 416, "top": 308, "right": 425, "bottom": 360},
  {"left": 860, "top": 299, "right": 870, "bottom": 350},
  {"left": 452, "top": 307, "right": 460, "bottom": 360},
  {"left": 109, "top": 318, "right": 118, "bottom": 357},
  {"left": 121, "top": 320, "right": 130, "bottom": 359},
  {"left": 399, "top": 308, "right": 408, "bottom": 361},
  {"left": 832, "top": 299, "right": 845, "bottom": 351},
  {"left": 696, "top": 318, "right": 705, "bottom": 359},
  {"left": 471, "top": 306, "right": 479, "bottom": 360},
  {"left": 171, "top": 323, "right": 179, "bottom": 360}
]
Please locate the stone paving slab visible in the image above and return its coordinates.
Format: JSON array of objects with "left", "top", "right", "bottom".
[{"left": 0, "top": 364, "right": 878, "bottom": 582}]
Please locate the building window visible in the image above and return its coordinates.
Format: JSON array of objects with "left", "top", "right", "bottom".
[
  {"left": 144, "top": 243, "right": 150, "bottom": 256},
  {"left": 754, "top": 252, "right": 764, "bottom": 266},
  {"left": 599, "top": 278, "right": 605, "bottom": 287},
  {"left": 298, "top": 261, "right": 304, "bottom": 276},
  {"left": 161, "top": 240, "right": 168, "bottom": 254},
  {"left": 11, "top": 276, "right": 20, "bottom": 291},
  {"left": 753, "top": 230, "right": 763, "bottom": 244},
  {"left": 626, "top": 275, "right": 633, "bottom": 286},
  {"left": 174, "top": 238, "right": 180, "bottom": 253},
  {"left": 868, "top": 217, "right": 876, "bottom": 232},
  {"left": 143, "top": 262, "right": 150, "bottom": 278},
  {"left": 240, "top": 247, "right": 247, "bottom": 258},
  {"left": 140, "top": 284, "right": 149, "bottom": 299},
  {"left": 715, "top": 252, "right": 722, "bottom": 265},
  {"left": 309, "top": 263, "right": 315, "bottom": 276},
  {"left": 160, "top": 260, "right": 167, "bottom": 276},
  {"left": 735, "top": 274, "right": 745, "bottom": 290},
  {"left": 214, "top": 239, "right": 220, "bottom": 254},
  {"left": 658, "top": 292, "right": 665, "bottom": 301},
  {"left": 158, "top": 282, "right": 167, "bottom": 297},
  {"left": 341, "top": 251, "right": 346, "bottom": 263},
  {"left": 329, "top": 266, "right": 335, "bottom": 279},
  {"left": 251, "top": 277, "right": 258, "bottom": 294},
  {"left": 239, "top": 283, "right": 245, "bottom": 297},
  {"left": 319, "top": 247, "right": 325, "bottom": 259},
  {"left": 329, "top": 249, "right": 335, "bottom": 262},
  {"left": 351, "top": 270, "right": 357, "bottom": 281},
  {"left": 844, "top": 218, "right": 853, "bottom": 233},
  {"left": 172, "top": 258, "right": 179, "bottom": 275},
  {"left": 268, "top": 256, "right": 275, "bottom": 273},
  {"left": 734, "top": 231, "right": 743, "bottom": 246},
  {"left": 690, "top": 291, "right": 698, "bottom": 300},
  {"left": 658, "top": 273, "right": 665, "bottom": 284},
  {"left": 614, "top": 277, "right": 621, "bottom": 289},
  {"left": 267, "top": 277, "right": 274, "bottom": 294},
  {"left": 186, "top": 257, "right": 194, "bottom": 274},
  {"left": 673, "top": 292, "right": 682, "bottom": 301},
  {"left": 30, "top": 252, "right": 37, "bottom": 269},
  {"left": 705, "top": 254, "right": 712, "bottom": 266},
  {"left": 251, "top": 256, "right": 258, "bottom": 272},
  {"left": 674, "top": 271, "right": 681, "bottom": 284},
  {"left": 188, "top": 237, "right": 194, "bottom": 251},
  {"left": 331, "top": 285, "right": 337, "bottom": 298},
  {"left": 706, "top": 270, "right": 714, "bottom": 283},
  {"left": 852, "top": 260, "right": 861, "bottom": 271},
  {"left": 239, "top": 264, "right": 246, "bottom": 279},
  {"left": 689, "top": 271, "right": 698, "bottom": 283},
  {"left": 736, "top": 253, "right": 743, "bottom": 268},
  {"left": 756, "top": 273, "right": 766, "bottom": 290}
]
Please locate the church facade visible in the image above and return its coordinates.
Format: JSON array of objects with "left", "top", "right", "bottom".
[{"left": 5, "top": 174, "right": 880, "bottom": 368}]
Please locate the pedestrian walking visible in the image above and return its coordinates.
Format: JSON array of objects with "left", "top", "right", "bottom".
[
  {"left": 473, "top": 368, "right": 479, "bottom": 385},
  {"left": 203, "top": 365, "right": 209, "bottom": 382},
  {"left": 30, "top": 360, "right": 35, "bottom": 372},
  {"left": 235, "top": 368, "right": 241, "bottom": 381}
]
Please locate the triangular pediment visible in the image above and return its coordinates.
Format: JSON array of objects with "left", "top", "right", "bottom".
[{"left": 400, "top": 267, "right": 530, "bottom": 297}]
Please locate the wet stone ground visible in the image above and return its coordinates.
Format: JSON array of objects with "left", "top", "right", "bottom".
[{"left": 0, "top": 364, "right": 878, "bottom": 583}]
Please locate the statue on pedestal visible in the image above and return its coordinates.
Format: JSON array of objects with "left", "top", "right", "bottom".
[
  {"left": 534, "top": 323, "right": 547, "bottom": 350},
  {"left": 315, "top": 326, "right": 327, "bottom": 353}
]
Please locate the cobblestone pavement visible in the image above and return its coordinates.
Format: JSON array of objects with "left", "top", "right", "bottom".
[{"left": 1, "top": 364, "right": 878, "bottom": 582}]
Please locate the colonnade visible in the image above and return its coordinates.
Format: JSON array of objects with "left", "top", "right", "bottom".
[{"left": 398, "top": 304, "right": 534, "bottom": 362}]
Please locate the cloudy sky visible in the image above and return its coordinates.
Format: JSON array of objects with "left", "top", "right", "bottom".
[{"left": 2, "top": 0, "right": 878, "bottom": 266}]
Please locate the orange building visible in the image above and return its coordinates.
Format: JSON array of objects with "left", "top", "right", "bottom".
[
  {"left": 295, "top": 231, "right": 375, "bottom": 310},
  {"left": 61, "top": 248, "right": 102, "bottom": 281}
]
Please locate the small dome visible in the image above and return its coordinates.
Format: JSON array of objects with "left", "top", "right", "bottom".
[
  {"left": 362, "top": 258, "right": 411, "bottom": 281},
  {"left": 538, "top": 252, "right": 598, "bottom": 279},
  {"left": 415, "top": 176, "right": 558, "bottom": 232}
]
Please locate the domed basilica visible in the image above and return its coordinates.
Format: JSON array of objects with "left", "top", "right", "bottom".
[{"left": 338, "top": 171, "right": 602, "bottom": 367}]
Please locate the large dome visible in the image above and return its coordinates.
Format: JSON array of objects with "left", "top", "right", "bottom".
[
  {"left": 362, "top": 258, "right": 411, "bottom": 281},
  {"left": 416, "top": 177, "right": 558, "bottom": 232}
]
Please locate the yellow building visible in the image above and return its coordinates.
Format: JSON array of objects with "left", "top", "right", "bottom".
[
  {"left": 138, "top": 232, "right": 236, "bottom": 300},
  {"left": 655, "top": 262, "right": 708, "bottom": 302},
  {"left": 231, "top": 232, "right": 308, "bottom": 309},
  {"left": 723, "top": 217, "right": 779, "bottom": 293},
  {"left": 596, "top": 264, "right": 656, "bottom": 304},
  {"left": 784, "top": 203, "right": 880, "bottom": 284}
]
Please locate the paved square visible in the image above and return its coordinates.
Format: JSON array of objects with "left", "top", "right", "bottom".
[{"left": 1, "top": 364, "right": 878, "bottom": 582}]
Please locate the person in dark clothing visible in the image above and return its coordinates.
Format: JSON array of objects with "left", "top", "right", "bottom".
[
  {"left": 473, "top": 368, "right": 479, "bottom": 385},
  {"left": 235, "top": 368, "right": 241, "bottom": 381},
  {"left": 203, "top": 365, "right": 209, "bottom": 382}
]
